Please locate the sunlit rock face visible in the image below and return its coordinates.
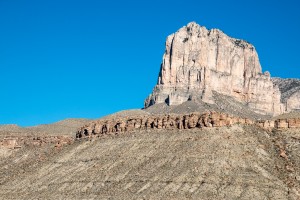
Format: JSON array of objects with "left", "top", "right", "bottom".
[{"left": 145, "top": 22, "right": 284, "bottom": 116}]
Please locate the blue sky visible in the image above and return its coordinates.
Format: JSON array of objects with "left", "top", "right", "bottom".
[{"left": 0, "top": 0, "right": 299, "bottom": 126}]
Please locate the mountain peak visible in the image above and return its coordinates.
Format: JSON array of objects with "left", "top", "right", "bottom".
[{"left": 145, "top": 23, "right": 284, "bottom": 116}]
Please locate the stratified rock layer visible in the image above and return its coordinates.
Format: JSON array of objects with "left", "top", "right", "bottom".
[
  {"left": 76, "top": 111, "right": 300, "bottom": 138},
  {"left": 145, "top": 22, "right": 284, "bottom": 115},
  {"left": 76, "top": 112, "right": 254, "bottom": 138}
]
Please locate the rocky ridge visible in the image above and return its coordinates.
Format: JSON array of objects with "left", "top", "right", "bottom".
[
  {"left": 77, "top": 112, "right": 254, "bottom": 138},
  {"left": 77, "top": 111, "right": 300, "bottom": 138},
  {"left": 0, "top": 118, "right": 91, "bottom": 136},
  {"left": 145, "top": 22, "right": 285, "bottom": 116},
  {"left": 0, "top": 118, "right": 90, "bottom": 152},
  {"left": 0, "top": 135, "right": 73, "bottom": 150}
]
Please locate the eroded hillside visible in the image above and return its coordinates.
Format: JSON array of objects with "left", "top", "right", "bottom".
[{"left": 0, "top": 125, "right": 299, "bottom": 199}]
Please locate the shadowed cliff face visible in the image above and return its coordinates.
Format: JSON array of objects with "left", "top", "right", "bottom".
[
  {"left": 272, "top": 78, "right": 300, "bottom": 112},
  {"left": 145, "top": 22, "right": 284, "bottom": 116}
]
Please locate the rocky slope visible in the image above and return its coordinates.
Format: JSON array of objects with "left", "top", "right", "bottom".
[
  {"left": 145, "top": 22, "right": 284, "bottom": 116},
  {"left": 0, "top": 125, "right": 299, "bottom": 199},
  {"left": 144, "top": 91, "right": 271, "bottom": 120}
]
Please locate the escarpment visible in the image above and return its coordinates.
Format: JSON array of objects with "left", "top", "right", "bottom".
[
  {"left": 145, "top": 22, "right": 285, "bottom": 116},
  {"left": 0, "top": 135, "right": 73, "bottom": 150},
  {"left": 76, "top": 111, "right": 300, "bottom": 138},
  {"left": 76, "top": 112, "right": 254, "bottom": 138}
]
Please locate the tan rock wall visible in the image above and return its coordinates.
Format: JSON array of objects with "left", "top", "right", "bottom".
[{"left": 257, "top": 118, "right": 300, "bottom": 129}]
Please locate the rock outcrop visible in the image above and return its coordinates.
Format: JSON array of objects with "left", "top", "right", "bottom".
[
  {"left": 145, "top": 22, "right": 284, "bottom": 116},
  {"left": 272, "top": 78, "right": 300, "bottom": 112},
  {"left": 76, "top": 112, "right": 255, "bottom": 138},
  {"left": 0, "top": 135, "right": 73, "bottom": 149},
  {"left": 258, "top": 111, "right": 300, "bottom": 129},
  {"left": 257, "top": 118, "right": 300, "bottom": 129},
  {"left": 77, "top": 111, "right": 300, "bottom": 138}
]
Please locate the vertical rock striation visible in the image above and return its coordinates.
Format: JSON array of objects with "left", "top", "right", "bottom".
[{"left": 145, "top": 22, "right": 284, "bottom": 116}]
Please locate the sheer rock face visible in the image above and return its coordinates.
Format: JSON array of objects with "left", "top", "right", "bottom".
[{"left": 145, "top": 22, "right": 284, "bottom": 116}]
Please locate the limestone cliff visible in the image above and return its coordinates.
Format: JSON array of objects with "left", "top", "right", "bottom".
[{"left": 145, "top": 22, "right": 284, "bottom": 116}]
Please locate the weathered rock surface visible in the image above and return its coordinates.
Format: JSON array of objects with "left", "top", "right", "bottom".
[
  {"left": 257, "top": 111, "right": 300, "bottom": 129},
  {"left": 76, "top": 112, "right": 255, "bottom": 138},
  {"left": 0, "top": 118, "right": 89, "bottom": 154},
  {"left": 0, "top": 135, "right": 73, "bottom": 150},
  {"left": 77, "top": 111, "right": 300, "bottom": 139},
  {"left": 145, "top": 22, "right": 284, "bottom": 116},
  {"left": 144, "top": 91, "right": 272, "bottom": 120},
  {"left": 257, "top": 118, "right": 300, "bottom": 129},
  {"left": 272, "top": 78, "right": 300, "bottom": 112}
]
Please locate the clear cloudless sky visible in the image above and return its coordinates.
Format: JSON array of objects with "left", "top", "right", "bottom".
[{"left": 0, "top": 0, "right": 299, "bottom": 126}]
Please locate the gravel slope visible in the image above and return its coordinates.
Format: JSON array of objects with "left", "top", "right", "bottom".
[{"left": 0, "top": 125, "right": 299, "bottom": 199}]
